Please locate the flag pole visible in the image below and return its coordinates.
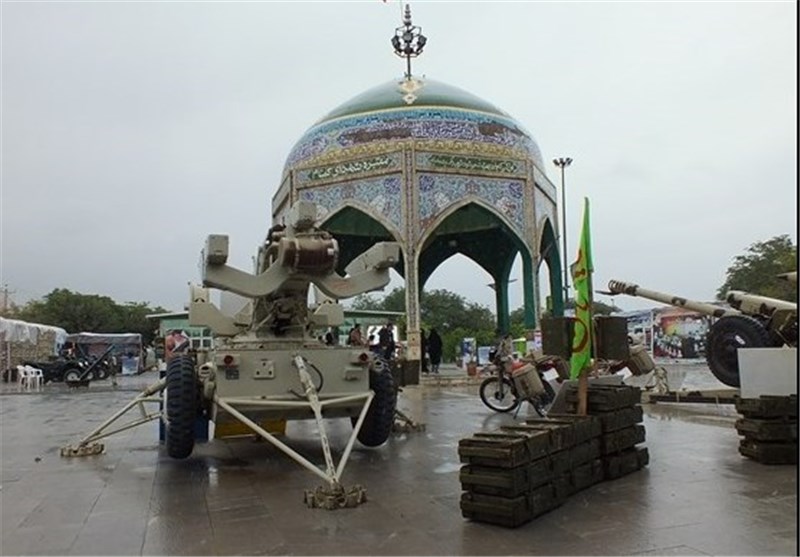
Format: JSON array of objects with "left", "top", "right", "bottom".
[{"left": 577, "top": 268, "right": 595, "bottom": 416}]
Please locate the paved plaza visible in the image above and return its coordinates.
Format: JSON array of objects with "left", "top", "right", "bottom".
[{"left": 1, "top": 364, "right": 796, "bottom": 556}]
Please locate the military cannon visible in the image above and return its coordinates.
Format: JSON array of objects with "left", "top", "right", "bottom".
[
  {"left": 606, "top": 277, "right": 797, "bottom": 388},
  {"left": 62, "top": 201, "right": 402, "bottom": 508}
]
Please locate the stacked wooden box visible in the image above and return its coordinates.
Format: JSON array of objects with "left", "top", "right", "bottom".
[
  {"left": 562, "top": 384, "right": 649, "bottom": 480},
  {"left": 735, "top": 394, "right": 797, "bottom": 464},
  {"left": 458, "top": 415, "right": 604, "bottom": 527},
  {"left": 458, "top": 384, "right": 650, "bottom": 528}
]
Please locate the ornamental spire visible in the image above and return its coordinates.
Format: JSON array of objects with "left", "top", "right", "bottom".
[{"left": 390, "top": 4, "right": 427, "bottom": 79}]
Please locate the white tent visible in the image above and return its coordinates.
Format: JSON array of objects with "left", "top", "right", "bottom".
[{"left": 0, "top": 317, "right": 68, "bottom": 349}]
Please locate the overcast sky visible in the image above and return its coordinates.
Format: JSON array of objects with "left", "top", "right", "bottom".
[{"left": 2, "top": 1, "right": 797, "bottom": 317}]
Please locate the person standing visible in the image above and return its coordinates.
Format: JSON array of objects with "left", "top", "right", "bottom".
[
  {"left": 348, "top": 323, "right": 365, "bottom": 346},
  {"left": 378, "top": 322, "right": 395, "bottom": 360},
  {"left": 427, "top": 328, "right": 443, "bottom": 374}
]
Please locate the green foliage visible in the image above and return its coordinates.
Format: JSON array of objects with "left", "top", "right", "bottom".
[
  {"left": 15, "top": 289, "right": 167, "bottom": 344},
  {"left": 717, "top": 235, "right": 797, "bottom": 302}
]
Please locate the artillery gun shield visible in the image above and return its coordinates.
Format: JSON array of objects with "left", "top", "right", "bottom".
[{"left": 705, "top": 315, "right": 771, "bottom": 387}]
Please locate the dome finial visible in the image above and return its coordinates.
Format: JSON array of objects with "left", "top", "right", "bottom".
[{"left": 390, "top": 3, "right": 427, "bottom": 79}]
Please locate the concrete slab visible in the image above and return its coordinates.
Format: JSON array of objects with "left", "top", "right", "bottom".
[{"left": 1, "top": 365, "right": 796, "bottom": 556}]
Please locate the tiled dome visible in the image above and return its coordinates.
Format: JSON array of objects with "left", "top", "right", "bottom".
[{"left": 284, "top": 77, "right": 543, "bottom": 173}]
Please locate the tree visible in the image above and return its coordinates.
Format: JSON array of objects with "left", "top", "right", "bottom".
[
  {"left": 15, "top": 289, "right": 167, "bottom": 344},
  {"left": 717, "top": 235, "right": 797, "bottom": 302},
  {"left": 349, "top": 287, "right": 496, "bottom": 362}
]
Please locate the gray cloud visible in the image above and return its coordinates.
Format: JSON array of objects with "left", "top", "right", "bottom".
[{"left": 2, "top": 1, "right": 796, "bottom": 315}]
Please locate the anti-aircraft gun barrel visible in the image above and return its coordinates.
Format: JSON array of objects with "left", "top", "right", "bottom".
[{"left": 606, "top": 280, "right": 740, "bottom": 318}]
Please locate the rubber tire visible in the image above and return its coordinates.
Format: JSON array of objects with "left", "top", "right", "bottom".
[
  {"left": 355, "top": 359, "right": 397, "bottom": 447},
  {"left": 479, "top": 376, "right": 520, "bottom": 413},
  {"left": 531, "top": 379, "right": 556, "bottom": 417},
  {"left": 63, "top": 367, "right": 83, "bottom": 384},
  {"left": 165, "top": 355, "right": 199, "bottom": 459},
  {"left": 92, "top": 367, "right": 110, "bottom": 381},
  {"left": 706, "top": 315, "right": 771, "bottom": 388}
]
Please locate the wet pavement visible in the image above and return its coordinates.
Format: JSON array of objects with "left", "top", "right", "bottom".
[{"left": 1, "top": 364, "right": 796, "bottom": 556}]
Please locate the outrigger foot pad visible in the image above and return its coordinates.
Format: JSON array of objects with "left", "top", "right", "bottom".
[
  {"left": 304, "top": 484, "right": 367, "bottom": 509},
  {"left": 60, "top": 443, "right": 104, "bottom": 457},
  {"left": 392, "top": 409, "right": 426, "bottom": 433},
  {"left": 392, "top": 420, "right": 426, "bottom": 433}
]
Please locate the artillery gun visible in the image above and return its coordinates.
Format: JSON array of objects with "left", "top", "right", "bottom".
[
  {"left": 62, "top": 201, "right": 402, "bottom": 508},
  {"left": 606, "top": 276, "right": 797, "bottom": 388}
]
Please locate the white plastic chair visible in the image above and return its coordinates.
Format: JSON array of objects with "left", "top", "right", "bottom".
[
  {"left": 16, "top": 365, "right": 30, "bottom": 388},
  {"left": 24, "top": 365, "right": 44, "bottom": 389}
]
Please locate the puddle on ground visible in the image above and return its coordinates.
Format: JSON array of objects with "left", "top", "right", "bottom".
[{"left": 433, "top": 461, "right": 461, "bottom": 474}]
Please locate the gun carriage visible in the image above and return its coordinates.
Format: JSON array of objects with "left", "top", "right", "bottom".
[
  {"left": 606, "top": 275, "right": 797, "bottom": 387},
  {"left": 62, "top": 201, "right": 402, "bottom": 508}
]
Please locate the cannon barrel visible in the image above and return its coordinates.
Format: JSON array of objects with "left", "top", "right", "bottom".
[
  {"left": 607, "top": 280, "right": 741, "bottom": 318},
  {"left": 726, "top": 291, "right": 797, "bottom": 317}
]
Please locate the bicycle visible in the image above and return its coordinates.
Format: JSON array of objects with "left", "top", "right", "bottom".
[{"left": 478, "top": 350, "right": 556, "bottom": 417}]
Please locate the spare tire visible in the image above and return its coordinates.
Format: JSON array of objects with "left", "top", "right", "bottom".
[
  {"left": 354, "top": 358, "right": 397, "bottom": 447},
  {"left": 706, "top": 315, "right": 770, "bottom": 388},
  {"left": 165, "top": 355, "right": 199, "bottom": 459}
]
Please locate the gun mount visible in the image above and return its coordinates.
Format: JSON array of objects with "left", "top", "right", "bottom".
[
  {"left": 62, "top": 201, "right": 403, "bottom": 509},
  {"left": 607, "top": 278, "right": 797, "bottom": 388}
]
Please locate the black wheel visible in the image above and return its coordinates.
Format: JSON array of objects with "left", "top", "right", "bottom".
[
  {"left": 165, "top": 355, "right": 199, "bottom": 459},
  {"left": 530, "top": 379, "right": 556, "bottom": 417},
  {"left": 706, "top": 315, "right": 771, "bottom": 388},
  {"left": 479, "top": 376, "right": 520, "bottom": 413},
  {"left": 355, "top": 358, "right": 397, "bottom": 447},
  {"left": 92, "top": 367, "right": 110, "bottom": 381},
  {"left": 63, "top": 367, "right": 83, "bottom": 384}
]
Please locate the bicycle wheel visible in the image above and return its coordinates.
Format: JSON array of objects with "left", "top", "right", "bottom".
[{"left": 479, "top": 376, "right": 520, "bottom": 413}]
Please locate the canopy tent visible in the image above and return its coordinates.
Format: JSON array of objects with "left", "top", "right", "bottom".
[
  {"left": 1, "top": 317, "right": 69, "bottom": 373},
  {"left": 0, "top": 317, "right": 68, "bottom": 348},
  {"left": 0, "top": 317, "right": 67, "bottom": 348},
  {"left": 65, "top": 332, "right": 142, "bottom": 346}
]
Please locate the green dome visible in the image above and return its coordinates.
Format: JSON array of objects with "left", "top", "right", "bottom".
[{"left": 316, "top": 78, "right": 511, "bottom": 124}]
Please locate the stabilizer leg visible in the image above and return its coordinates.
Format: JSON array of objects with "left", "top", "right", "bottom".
[{"left": 60, "top": 378, "right": 166, "bottom": 457}]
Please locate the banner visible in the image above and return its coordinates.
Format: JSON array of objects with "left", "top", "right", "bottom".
[{"left": 569, "top": 198, "right": 594, "bottom": 380}]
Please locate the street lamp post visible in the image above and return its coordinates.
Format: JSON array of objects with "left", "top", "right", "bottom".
[{"left": 553, "top": 157, "right": 573, "bottom": 309}]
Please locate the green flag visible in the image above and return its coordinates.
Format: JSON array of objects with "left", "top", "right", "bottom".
[{"left": 569, "top": 198, "right": 594, "bottom": 380}]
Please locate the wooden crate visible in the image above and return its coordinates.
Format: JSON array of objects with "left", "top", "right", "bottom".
[
  {"left": 564, "top": 384, "right": 642, "bottom": 411},
  {"left": 735, "top": 418, "right": 797, "bottom": 442},
  {"left": 459, "top": 430, "right": 550, "bottom": 468},
  {"left": 460, "top": 458, "right": 552, "bottom": 498},
  {"left": 538, "top": 413, "right": 602, "bottom": 444},
  {"left": 735, "top": 395, "right": 798, "bottom": 419},
  {"left": 508, "top": 420, "right": 577, "bottom": 451},
  {"left": 603, "top": 447, "right": 649, "bottom": 480},
  {"left": 570, "top": 458, "right": 604, "bottom": 492},
  {"left": 739, "top": 439, "right": 798, "bottom": 465},
  {"left": 460, "top": 484, "right": 558, "bottom": 528},
  {"left": 600, "top": 425, "right": 646, "bottom": 455}
]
